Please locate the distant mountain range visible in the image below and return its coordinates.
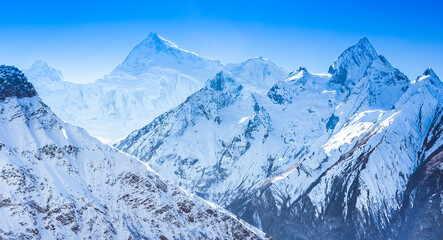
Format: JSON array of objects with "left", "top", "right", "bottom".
[
  {"left": 25, "top": 33, "right": 287, "bottom": 143},
  {"left": 6, "top": 33, "right": 443, "bottom": 239}
]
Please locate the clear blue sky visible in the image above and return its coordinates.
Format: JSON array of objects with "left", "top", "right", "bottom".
[{"left": 0, "top": 0, "right": 442, "bottom": 83}]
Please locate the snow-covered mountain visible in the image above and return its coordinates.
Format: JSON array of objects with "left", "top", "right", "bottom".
[
  {"left": 224, "top": 57, "right": 288, "bottom": 94},
  {"left": 110, "top": 32, "right": 222, "bottom": 79},
  {"left": 25, "top": 33, "right": 287, "bottom": 143},
  {"left": 0, "top": 65, "right": 272, "bottom": 239},
  {"left": 118, "top": 38, "right": 443, "bottom": 239}
]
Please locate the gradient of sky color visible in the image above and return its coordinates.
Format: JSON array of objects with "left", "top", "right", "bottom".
[{"left": 0, "top": 0, "right": 442, "bottom": 83}]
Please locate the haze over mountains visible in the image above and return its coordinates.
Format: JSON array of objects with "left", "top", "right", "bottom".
[
  {"left": 25, "top": 33, "right": 287, "bottom": 143},
  {"left": 3, "top": 33, "right": 443, "bottom": 239}
]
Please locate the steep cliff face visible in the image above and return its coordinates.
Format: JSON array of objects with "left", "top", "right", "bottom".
[
  {"left": 0, "top": 66, "right": 271, "bottom": 240},
  {"left": 118, "top": 39, "right": 443, "bottom": 239}
]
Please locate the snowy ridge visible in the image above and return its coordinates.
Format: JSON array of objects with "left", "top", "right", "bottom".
[
  {"left": 25, "top": 33, "right": 287, "bottom": 143},
  {"left": 111, "top": 32, "right": 223, "bottom": 78},
  {"left": 118, "top": 38, "right": 443, "bottom": 239},
  {"left": 0, "top": 66, "right": 271, "bottom": 239},
  {"left": 25, "top": 60, "right": 63, "bottom": 83},
  {"left": 224, "top": 57, "right": 288, "bottom": 94}
]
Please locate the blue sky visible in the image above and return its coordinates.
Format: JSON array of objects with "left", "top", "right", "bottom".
[{"left": 0, "top": 0, "right": 442, "bottom": 83}]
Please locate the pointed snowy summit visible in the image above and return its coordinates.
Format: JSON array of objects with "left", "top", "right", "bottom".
[
  {"left": 415, "top": 67, "right": 441, "bottom": 86},
  {"left": 25, "top": 60, "right": 63, "bottom": 82},
  {"left": 330, "top": 37, "right": 379, "bottom": 70},
  {"left": 328, "top": 37, "right": 381, "bottom": 85},
  {"left": 422, "top": 67, "right": 439, "bottom": 79},
  {"left": 356, "top": 37, "right": 376, "bottom": 51},
  {"left": 141, "top": 32, "right": 182, "bottom": 52},
  {"left": 0, "top": 65, "right": 37, "bottom": 100},
  {"left": 288, "top": 67, "right": 309, "bottom": 79},
  {"left": 111, "top": 32, "right": 222, "bottom": 76}
]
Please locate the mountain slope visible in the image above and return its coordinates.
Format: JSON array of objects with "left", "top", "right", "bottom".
[
  {"left": 0, "top": 65, "right": 271, "bottom": 240},
  {"left": 118, "top": 38, "right": 443, "bottom": 239},
  {"left": 389, "top": 97, "right": 443, "bottom": 239},
  {"left": 252, "top": 68, "right": 442, "bottom": 240}
]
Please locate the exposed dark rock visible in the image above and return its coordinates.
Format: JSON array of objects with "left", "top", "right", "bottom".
[{"left": 0, "top": 65, "right": 37, "bottom": 100}]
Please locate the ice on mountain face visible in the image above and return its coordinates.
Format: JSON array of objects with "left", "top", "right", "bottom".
[
  {"left": 0, "top": 66, "right": 271, "bottom": 239},
  {"left": 118, "top": 38, "right": 443, "bottom": 239}
]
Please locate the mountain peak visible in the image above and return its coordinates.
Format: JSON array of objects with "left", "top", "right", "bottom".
[
  {"left": 290, "top": 66, "right": 308, "bottom": 75},
  {"left": 287, "top": 67, "right": 309, "bottom": 81},
  {"left": 356, "top": 37, "right": 372, "bottom": 48},
  {"left": 423, "top": 67, "right": 438, "bottom": 78},
  {"left": 328, "top": 37, "right": 379, "bottom": 85},
  {"left": 0, "top": 65, "right": 37, "bottom": 100},
  {"left": 245, "top": 56, "right": 268, "bottom": 63},
  {"left": 208, "top": 71, "right": 242, "bottom": 92},
  {"left": 331, "top": 37, "right": 379, "bottom": 69},
  {"left": 25, "top": 60, "right": 63, "bottom": 82},
  {"left": 30, "top": 60, "right": 49, "bottom": 68},
  {"left": 147, "top": 32, "right": 159, "bottom": 38},
  {"left": 111, "top": 33, "right": 223, "bottom": 76},
  {"left": 228, "top": 57, "right": 279, "bottom": 70},
  {"left": 416, "top": 67, "right": 441, "bottom": 84},
  {"left": 144, "top": 32, "right": 179, "bottom": 49},
  {"left": 223, "top": 57, "right": 288, "bottom": 93}
]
